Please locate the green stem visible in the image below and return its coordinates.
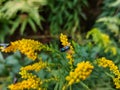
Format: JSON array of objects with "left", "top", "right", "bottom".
[
  {"left": 70, "top": 85, "right": 72, "bottom": 90},
  {"left": 105, "top": 71, "right": 114, "bottom": 78},
  {"left": 80, "top": 81, "right": 91, "bottom": 90}
]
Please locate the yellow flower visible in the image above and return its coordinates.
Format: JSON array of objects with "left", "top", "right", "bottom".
[
  {"left": 113, "top": 77, "right": 120, "bottom": 89},
  {"left": 8, "top": 68, "right": 44, "bottom": 90},
  {"left": 66, "top": 61, "right": 94, "bottom": 85},
  {"left": 20, "top": 60, "right": 47, "bottom": 72},
  {"left": 8, "top": 78, "right": 43, "bottom": 90},
  {"left": 60, "top": 33, "right": 69, "bottom": 46},
  {"left": 3, "top": 39, "right": 44, "bottom": 60},
  {"left": 98, "top": 57, "right": 120, "bottom": 76},
  {"left": 60, "top": 33, "right": 75, "bottom": 66},
  {"left": 98, "top": 57, "right": 120, "bottom": 89}
]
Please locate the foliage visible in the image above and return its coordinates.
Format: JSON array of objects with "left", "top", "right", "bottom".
[
  {"left": 97, "top": 17, "right": 120, "bottom": 35},
  {"left": 86, "top": 28, "right": 117, "bottom": 56},
  {"left": 0, "top": 33, "right": 120, "bottom": 90},
  {"left": 0, "top": 0, "right": 88, "bottom": 42},
  {"left": 97, "top": 0, "right": 120, "bottom": 17},
  {"left": 0, "top": 0, "right": 120, "bottom": 90},
  {"left": 0, "top": 51, "right": 32, "bottom": 90},
  {"left": 0, "top": 19, "right": 9, "bottom": 43},
  {"left": 0, "top": 0, "right": 47, "bottom": 37},
  {"left": 94, "top": 0, "right": 120, "bottom": 44},
  {"left": 48, "top": 0, "right": 88, "bottom": 35}
]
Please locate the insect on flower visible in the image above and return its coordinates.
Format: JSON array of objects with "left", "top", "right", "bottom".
[
  {"left": 0, "top": 43, "right": 9, "bottom": 48},
  {"left": 60, "top": 46, "right": 70, "bottom": 52},
  {"left": 0, "top": 43, "right": 9, "bottom": 51}
]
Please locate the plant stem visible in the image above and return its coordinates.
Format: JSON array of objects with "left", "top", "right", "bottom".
[
  {"left": 80, "top": 81, "right": 91, "bottom": 90},
  {"left": 105, "top": 71, "right": 114, "bottom": 78},
  {"left": 70, "top": 85, "right": 72, "bottom": 90}
]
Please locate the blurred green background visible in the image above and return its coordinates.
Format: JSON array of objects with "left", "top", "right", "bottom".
[{"left": 0, "top": 0, "right": 120, "bottom": 90}]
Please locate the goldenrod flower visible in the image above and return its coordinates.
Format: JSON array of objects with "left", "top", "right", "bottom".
[
  {"left": 60, "top": 33, "right": 75, "bottom": 65},
  {"left": 3, "top": 39, "right": 44, "bottom": 60},
  {"left": 66, "top": 61, "right": 94, "bottom": 85},
  {"left": 19, "top": 69, "right": 38, "bottom": 79},
  {"left": 60, "top": 33, "right": 69, "bottom": 46},
  {"left": 8, "top": 77, "right": 43, "bottom": 90},
  {"left": 113, "top": 77, "right": 120, "bottom": 89},
  {"left": 66, "top": 53, "right": 74, "bottom": 65},
  {"left": 98, "top": 57, "right": 120, "bottom": 89},
  {"left": 20, "top": 60, "right": 47, "bottom": 72},
  {"left": 98, "top": 57, "right": 119, "bottom": 76},
  {"left": 8, "top": 68, "right": 44, "bottom": 90}
]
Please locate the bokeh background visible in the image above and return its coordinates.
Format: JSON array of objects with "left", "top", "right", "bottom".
[{"left": 0, "top": 0, "right": 120, "bottom": 90}]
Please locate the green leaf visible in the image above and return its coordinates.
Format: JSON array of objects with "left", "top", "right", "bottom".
[
  {"left": 5, "top": 55, "right": 19, "bottom": 66},
  {"left": 0, "top": 64, "right": 5, "bottom": 74},
  {"left": 29, "top": 10, "right": 40, "bottom": 25},
  {"left": 29, "top": 9, "right": 44, "bottom": 29},
  {"left": 0, "top": 26, "right": 9, "bottom": 42},
  {"left": 82, "top": 0, "right": 88, "bottom": 6},
  {"left": 20, "top": 19, "right": 27, "bottom": 35},
  {"left": 80, "top": 12, "right": 86, "bottom": 20},
  {"left": 28, "top": 18, "right": 37, "bottom": 33},
  {"left": 0, "top": 52, "right": 4, "bottom": 63},
  {"left": 11, "top": 64, "right": 21, "bottom": 73},
  {"left": 109, "top": 0, "right": 120, "bottom": 7},
  {"left": 54, "top": 83, "right": 59, "bottom": 90},
  {"left": 10, "top": 18, "right": 20, "bottom": 35}
]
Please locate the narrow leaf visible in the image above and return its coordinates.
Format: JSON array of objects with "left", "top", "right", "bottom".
[
  {"left": 10, "top": 18, "right": 20, "bottom": 35},
  {"left": 28, "top": 18, "right": 37, "bottom": 33},
  {"left": 20, "top": 19, "right": 27, "bottom": 35}
]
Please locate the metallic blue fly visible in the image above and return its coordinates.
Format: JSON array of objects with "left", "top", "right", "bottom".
[{"left": 60, "top": 46, "right": 70, "bottom": 52}]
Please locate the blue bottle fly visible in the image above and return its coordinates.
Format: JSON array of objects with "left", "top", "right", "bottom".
[{"left": 60, "top": 46, "right": 70, "bottom": 52}]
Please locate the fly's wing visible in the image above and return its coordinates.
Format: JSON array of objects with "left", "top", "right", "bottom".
[
  {"left": 13, "top": 77, "right": 18, "bottom": 84},
  {"left": 64, "top": 46, "right": 70, "bottom": 50},
  {"left": 0, "top": 43, "right": 9, "bottom": 51},
  {"left": 0, "top": 43, "right": 9, "bottom": 48}
]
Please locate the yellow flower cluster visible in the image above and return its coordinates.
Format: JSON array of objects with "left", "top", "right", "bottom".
[
  {"left": 66, "top": 61, "right": 94, "bottom": 85},
  {"left": 60, "top": 33, "right": 69, "bottom": 46},
  {"left": 8, "top": 70, "right": 43, "bottom": 90},
  {"left": 3, "top": 39, "right": 44, "bottom": 60},
  {"left": 98, "top": 57, "right": 120, "bottom": 89},
  {"left": 113, "top": 77, "right": 120, "bottom": 89},
  {"left": 20, "top": 60, "right": 47, "bottom": 72},
  {"left": 98, "top": 57, "right": 119, "bottom": 75},
  {"left": 9, "top": 58, "right": 48, "bottom": 89},
  {"left": 8, "top": 78, "right": 43, "bottom": 90},
  {"left": 66, "top": 53, "right": 74, "bottom": 65},
  {"left": 0, "top": 46, "right": 5, "bottom": 51},
  {"left": 19, "top": 69, "right": 37, "bottom": 79},
  {"left": 60, "top": 33, "right": 75, "bottom": 65}
]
